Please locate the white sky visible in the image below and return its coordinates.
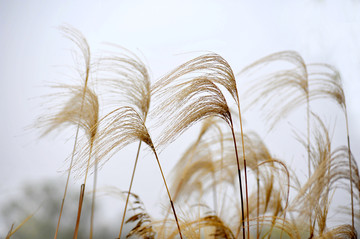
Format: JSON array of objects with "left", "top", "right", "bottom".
[{"left": 1, "top": 0, "right": 360, "bottom": 234}]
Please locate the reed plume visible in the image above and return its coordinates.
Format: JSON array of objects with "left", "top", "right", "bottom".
[
  {"left": 151, "top": 53, "right": 250, "bottom": 238},
  {"left": 75, "top": 106, "right": 183, "bottom": 238},
  {"left": 39, "top": 84, "right": 99, "bottom": 239},
  {"left": 240, "top": 50, "right": 312, "bottom": 235},
  {"left": 34, "top": 25, "right": 93, "bottom": 239},
  {"left": 29, "top": 34, "right": 360, "bottom": 239},
  {"left": 289, "top": 113, "right": 359, "bottom": 238},
  {"left": 308, "top": 63, "right": 355, "bottom": 229},
  {"left": 96, "top": 45, "right": 151, "bottom": 238}
]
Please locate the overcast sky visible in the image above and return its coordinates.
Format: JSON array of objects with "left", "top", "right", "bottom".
[{"left": 1, "top": 0, "right": 359, "bottom": 234}]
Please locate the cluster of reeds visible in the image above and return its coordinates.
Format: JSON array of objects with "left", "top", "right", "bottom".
[{"left": 6, "top": 26, "right": 359, "bottom": 239}]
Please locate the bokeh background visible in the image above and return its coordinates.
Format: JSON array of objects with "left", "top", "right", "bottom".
[{"left": 1, "top": 0, "right": 359, "bottom": 237}]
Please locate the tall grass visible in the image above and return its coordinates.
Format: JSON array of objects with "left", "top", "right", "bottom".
[{"left": 14, "top": 27, "right": 359, "bottom": 239}]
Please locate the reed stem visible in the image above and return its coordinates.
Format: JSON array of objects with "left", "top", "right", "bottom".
[
  {"left": 236, "top": 98, "right": 249, "bottom": 239},
  {"left": 73, "top": 141, "right": 94, "bottom": 239},
  {"left": 345, "top": 108, "right": 354, "bottom": 228},
  {"left": 73, "top": 184, "right": 85, "bottom": 239},
  {"left": 153, "top": 150, "right": 183, "bottom": 239},
  {"left": 230, "top": 125, "right": 245, "bottom": 239},
  {"left": 118, "top": 141, "right": 142, "bottom": 239}
]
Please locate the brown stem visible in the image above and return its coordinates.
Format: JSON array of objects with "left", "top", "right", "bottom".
[
  {"left": 237, "top": 99, "right": 249, "bottom": 239},
  {"left": 118, "top": 141, "right": 142, "bottom": 238},
  {"left": 5, "top": 224, "right": 14, "bottom": 239},
  {"left": 230, "top": 126, "right": 245, "bottom": 239},
  {"left": 74, "top": 141, "right": 94, "bottom": 239},
  {"left": 152, "top": 149, "right": 183, "bottom": 239},
  {"left": 73, "top": 184, "right": 85, "bottom": 239},
  {"left": 345, "top": 108, "right": 354, "bottom": 228}
]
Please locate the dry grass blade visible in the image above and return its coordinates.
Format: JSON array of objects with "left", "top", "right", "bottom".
[
  {"left": 314, "top": 224, "right": 357, "bottom": 239},
  {"left": 5, "top": 213, "right": 35, "bottom": 239},
  {"left": 258, "top": 159, "right": 290, "bottom": 239},
  {"left": 169, "top": 214, "right": 235, "bottom": 239},
  {"left": 124, "top": 192, "right": 156, "bottom": 238}
]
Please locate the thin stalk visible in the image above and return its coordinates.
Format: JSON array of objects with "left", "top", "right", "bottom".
[
  {"left": 73, "top": 184, "right": 85, "bottom": 239},
  {"left": 6, "top": 224, "right": 14, "bottom": 239},
  {"left": 6, "top": 211, "right": 35, "bottom": 239},
  {"left": 236, "top": 98, "right": 249, "bottom": 239},
  {"left": 152, "top": 150, "right": 183, "bottom": 239},
  {"left": 118, "top": 141, "right": 142, "bottom": 239},
  {"left": 73, "top": 141, "right": 94, "bottom": 239},
  {"left": 212, "top": 170, "right": 218, "bottom": 213},
  {"left": 306, "top": 94, "right": 313, "bottom": 238},
  {"left": 54, "top": 125, "right": 81, "bottom": 239},
  {"left": 230, "top": 124, "right": 245, "bottom": 239},
  {"left": 54, "top": 55, "right": 90, "bottom": 239},
  {"left": 257, "top": 171, "right": 260, "bottom": 239},
  {"left": 345, "top": 108, "right": 354, "bottom": 228},
  {"left": 90, "top": 155, "right": 98, "bottom": 239}
]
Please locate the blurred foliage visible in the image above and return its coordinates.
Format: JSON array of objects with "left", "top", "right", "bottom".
[{"left": 0, "top": 180, "right": 114, "bottom": 239}]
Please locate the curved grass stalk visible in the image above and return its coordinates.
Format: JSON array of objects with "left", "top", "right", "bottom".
[
  {"left": 152, "top": 75, "right": 246, "bottom": 238},
  {"left": 258, "top": 159, "right": 290, "bottom": 239},
  {"left": 239, "top": 51, "right": 310, "bottom": 236},
  {"left": 5, "top": 211, "right": 37, "bottom": 239},
  {"left": 152, "top": 53, "right": 249, "bottom": 238},
  {"left": 308, "top": 63, "right": 354, "bottom": 228}
]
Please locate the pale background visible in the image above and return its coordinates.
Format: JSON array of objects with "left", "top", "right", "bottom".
[{"left": 1, "top": 0, "right": 359, "bottom": 235}]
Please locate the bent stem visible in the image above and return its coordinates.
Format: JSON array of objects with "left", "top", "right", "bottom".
[
  {"left": 345, "top": 108, "right": 354, "bottom": 228},
  {"left": 152, "top": 149, "right": 183, "bottom": 239},
  {"left": 118, "top": 141, "right": 142, "bottom": 239},
  {"left": 236, "top": 99, "right": 249, "bottom": 239},
  {"left": 230, "top": 123, "right": 245, "bottom": 239}
]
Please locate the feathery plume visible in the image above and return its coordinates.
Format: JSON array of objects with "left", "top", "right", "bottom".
[
  {"left": 308, "top": 63, "right": 355, "bottom": 228},
  {"left": 96, "top": 45, "right": 151, "bottom": 238}
]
